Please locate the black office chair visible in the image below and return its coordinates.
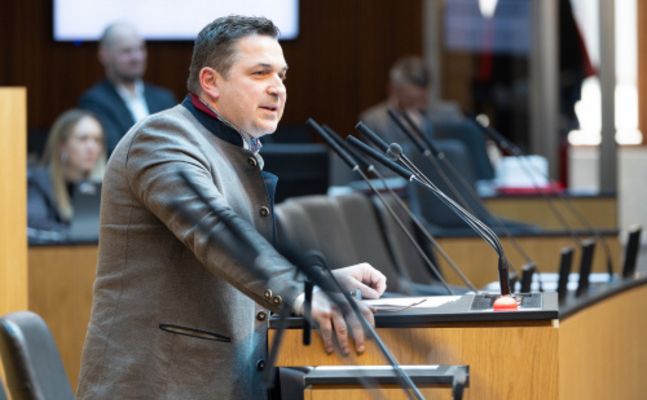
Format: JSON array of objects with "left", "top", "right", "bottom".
[
  {"left": 432, "top": 120, "right": 495, "bottom": 180},
  {"left": 277, "top": 194, "right": 414, "bottom": 294},
  {"left": 0, "top": 311, "right": 76, "bottom": 400},
  {"left": 371, "top": 194, "right": 441, "bottom": 285}
]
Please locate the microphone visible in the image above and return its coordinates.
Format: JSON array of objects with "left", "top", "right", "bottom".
[
  {"left": 298, "top": 249, "right": 428, "bottom": 400},
  {"left": 322, "top": 124, "right": 478, "bottom": 293},
  {"left": 347, "top": 135, "right": 514, "bottom": 298},
  {"left": 175, "top": 169, "right": 436, "bottom": 400},
  {"left": 465, "top": 111, "right": 616, "bottom": 280},
  {"left": 306, "top": 118, "right": 454, "bottom": 295},
  {"left": 387, "top": 109, "right": 544, "bottom": 290}
]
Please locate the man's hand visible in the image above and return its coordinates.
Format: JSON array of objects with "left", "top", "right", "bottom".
[
  {"left": 332, "top": 262, "right": 387, "bottom": 299},
  {"left": 310, "top": 263, "right": 386, "bottom": 355}
]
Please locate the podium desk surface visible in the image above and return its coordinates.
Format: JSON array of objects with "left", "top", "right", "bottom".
[
  {"left": 270, "top": 292, "right": 559, "bottom": 329},
  {"left": 559, "top": 273, "right": 647, "bottom": 319}
]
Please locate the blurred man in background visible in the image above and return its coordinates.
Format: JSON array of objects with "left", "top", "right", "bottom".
[
  {"left": 78, "top": 22, "right": 176, "bottom": 154},
  {"left": 360, "top": 56, "right": 463, "bottom": 145}
]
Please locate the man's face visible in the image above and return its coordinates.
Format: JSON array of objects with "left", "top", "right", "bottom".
[
  {"left": 101, "top": 28, "right": 147, "bottom": 84},
  {"left": 212, "top": 35, "right": 287, "bottom": 138},
  {"left": 392, "top": 81, "right": 428, "bottom": 112}
]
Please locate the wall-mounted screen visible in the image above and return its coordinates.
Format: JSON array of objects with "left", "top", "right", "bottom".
[{"left": 53, "top": 0, "right": 299, "bottom": 41}]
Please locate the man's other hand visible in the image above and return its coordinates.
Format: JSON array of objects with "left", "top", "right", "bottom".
[
  {"left": 332, "top": 262, "right": 387, "bottom": 299},
  {"left": 310, "top": 263, "right": 386, "bottom": 355}
]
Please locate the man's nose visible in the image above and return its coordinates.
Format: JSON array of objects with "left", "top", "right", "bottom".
[{"left": 268, "top": 78, "right": 286, "bottom": 96}]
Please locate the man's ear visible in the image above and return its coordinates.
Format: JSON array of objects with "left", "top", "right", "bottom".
[
  {"left": 98, "top": 47, "right": 108, "bottom": 67},
  {"left": 199, "top": 67, "right": 221, "bottom": 101}
]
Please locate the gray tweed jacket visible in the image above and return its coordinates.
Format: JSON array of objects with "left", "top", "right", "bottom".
[{"left": 77, "top": 101, "right": 302, "bottom": 399}]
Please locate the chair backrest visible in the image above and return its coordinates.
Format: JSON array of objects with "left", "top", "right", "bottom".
[
  {"left": 407, "top": 139, "right": 484, "bottom": 232},
  {"left": 275, "top": 199, "right": 322, "bottom": 256},
  {"left": 371, "top": 195, "right": 440, "bottom": 285},
  {"left": 276, "top": 194, "right": 411, "bottom": 294},
  {"left": 432, "top": 121, "right": 495, "bottom": 180},
  {"left": 280, "top": 195, "right": 359, "bottom": 272},
  {"left": 329, "top": 193, "right": 412, "bottom": 293},
  {"left": 0, "top": 311, "right": 76, "bottom": 400}
]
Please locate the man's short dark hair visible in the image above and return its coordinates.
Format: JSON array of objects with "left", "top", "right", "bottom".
[
  {"left": 187, "top": 15, "right": 280, "bottom": 93},
  {"left": 389, "top": 56, "right": 430, "bottom": 88}
]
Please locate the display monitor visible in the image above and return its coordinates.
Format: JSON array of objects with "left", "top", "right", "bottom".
[{"left": 53, "top": 0, "right": 299, "bottom": 41}]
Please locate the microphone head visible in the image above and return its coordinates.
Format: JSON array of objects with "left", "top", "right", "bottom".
[
  {"left": 388, "top": 143, "right": 404, "bottom": 156},
  {"left": 386, "top": 148, "right": 399, "bottom": 161},
  {"left": 386, "top": 143, "right": 403, "bottom": 161}
]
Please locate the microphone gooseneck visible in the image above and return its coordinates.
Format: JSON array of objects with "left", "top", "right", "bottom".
[
  {"left": 323, "top": 124, "right": 478, "bottom": 293},
  {"left": 389, "top": 109, "right": 551, "bottom": 289},
  {"left": 308, "top": 119, "right": 454, "bottom": 295},
  {"left": 465, "top": 111, "right": 616, "bottom": 280},
  {"left": 348, "top": 135, "right": 513, "bottom": 296}
]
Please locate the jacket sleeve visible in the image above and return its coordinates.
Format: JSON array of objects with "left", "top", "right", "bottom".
[{"left": 123, "top": 116, "right": 303, "bottom": 313}]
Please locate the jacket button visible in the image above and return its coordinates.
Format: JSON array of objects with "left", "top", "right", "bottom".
[
  {"left": 257, "top": 360, "right": 266, "bottom": 371},
  {"left": 248, "top": 157, "right": 258, "bottom": 167},
  {"left": 256, "top": 311, "right": 267, "bottom": 321},
  {"left": 272, "top": 296, "right": 282, "bottom": 306},
  {"left": 264, "top": 289, "right": 273, "bottom": 299},
  {"left": 260, "top": 206, "right": 270, "bottom": 217}
]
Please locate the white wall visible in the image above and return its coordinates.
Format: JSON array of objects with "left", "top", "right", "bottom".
[{"left": 569, "top": 145, "right": 647, "bottom": 244}]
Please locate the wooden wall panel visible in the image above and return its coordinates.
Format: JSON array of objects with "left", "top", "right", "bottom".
[
  {"left": 0, "top": 88, "right": 28, "bottom": 315},
  {"left": 0, "top": 0, "right": 423, "bottom": 140},
  {"left": 0, "top": 87, "right": 28, "bottom": 391}
]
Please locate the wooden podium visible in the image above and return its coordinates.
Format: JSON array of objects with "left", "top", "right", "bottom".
[
  {"left": 270, "top": 293, "right": 560, "bottom": 400},
  {"left": 559, "top": 276, "right": 647, "bottom": 400},
  {"left": 0, "top": 87, "right": 28, "bottom": 386},
  {"left": 271, "top": 279, "right": 647, "bottom": 400}
]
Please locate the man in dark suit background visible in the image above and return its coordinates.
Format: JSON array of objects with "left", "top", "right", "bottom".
[{"left": 78, "top": 23, "right": 177, "bottom": 154}]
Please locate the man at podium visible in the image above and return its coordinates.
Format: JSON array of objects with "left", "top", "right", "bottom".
[{"left": 76, "top": 15, "right": 386, "bottom": 400}]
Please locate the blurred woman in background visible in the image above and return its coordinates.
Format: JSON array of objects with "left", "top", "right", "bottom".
[{"left": 28, "top": 109, "right": 106, "bottom": 233}]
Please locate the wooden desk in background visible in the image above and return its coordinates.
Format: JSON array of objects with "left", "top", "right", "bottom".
[
  {"left": 436, "top": 231, "right": 621, "bottom": 288},
  {"left": 28, "top": 244, "right": 98, "bottom": 390},
  {"left": 483, "top": 192, "right": 617, "bottom": 230},
  {"left": 273, "top": 278, "right": 647, "bottom": 400}
]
